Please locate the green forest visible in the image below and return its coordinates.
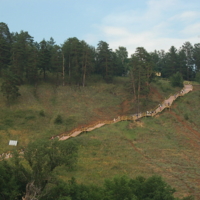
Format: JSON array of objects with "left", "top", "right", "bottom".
[
  {"left": 0, "top": 22, "right": 200, "bottom": 104},
  {"left": 0, "top": 22, "right": 198, "bottom": 199}
]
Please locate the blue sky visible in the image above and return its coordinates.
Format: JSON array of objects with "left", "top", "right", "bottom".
[{"left": 1, "top": 0, "right": 200, "bottom": 56}]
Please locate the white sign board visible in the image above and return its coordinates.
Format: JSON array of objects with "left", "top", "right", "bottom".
[{"left": 9, "top": 140, "right": 18, "bottom": 146}]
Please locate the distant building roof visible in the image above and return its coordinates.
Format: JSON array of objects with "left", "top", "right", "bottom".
[{"left": 9, "top": 140, "right": 18, "bottom": 146}]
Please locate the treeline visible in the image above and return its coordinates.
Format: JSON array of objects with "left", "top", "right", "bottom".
[
  {"left": 0, "top": 139, "right": 193, "bottom": 200},
  {"left": 1, "top": 22, "right": 200, "bottom": 84},
  {"left": 0, "top": 22, "right": 128, "bottom": 86},
  {"left": 1, "top": 22, "right": 200, "bottom": 104}
]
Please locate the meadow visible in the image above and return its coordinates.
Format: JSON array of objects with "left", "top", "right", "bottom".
[
  {"left": 1, "top": 76, "right": 199, "bottom": 198},
  {"left": 55, "top": 88, "right": 200, "bottom": 199}
]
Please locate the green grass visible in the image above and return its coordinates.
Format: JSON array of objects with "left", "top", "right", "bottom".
[
  {"left": 151, "top": 77, "right": 182, "bottom": 97},
  {"left": 1, "top": 77, "right": 198, "bottom": 198},
  {"left": 0, "top": 77, "right": 183, "bottom": 154},
  {"left": 54, "top": 90, "right": 200, "bottom": 199},
  {"left": 0, "top": 77, "right": 130, "bottom": 153},
  {"left": 55, "top": 104, "right": 200, "bottom": 198}
]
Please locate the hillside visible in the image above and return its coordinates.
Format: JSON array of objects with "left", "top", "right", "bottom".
[
  {"left": 54, "top": 85, "right": 200, "bottom": 199},
  {"left": 0, "top": 77, "right": 179, "bottom": 154},
  {"left": 1, "top": 77, "right": 199, "bottom": 199}
]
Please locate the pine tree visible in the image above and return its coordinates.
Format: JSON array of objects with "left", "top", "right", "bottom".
[
  {"left": 96, "top": 41, "right": 113, "bottom": 82},
  {"left": 10, "top": 31, "right": 34, "bottom": 81},
  {"left": 80, "top": 40, "right": 95, "bottom": 87},
  {"left": 165, "top": 46, "right": 179, "bottom": 77},
  {"left": 182, "top": 42, "right": 194, "bottom": 80},
  {"left": 0, "top": 22, "right": 11, "bottom": 76},
  {"left": 51, "top": 44, "right": 62, "bottom": 85},
  {"left": 38, "top": 39, "right": 51, "bottom": 80},
  {"left": 62, "top": 37, "right": 82, "bottom": 85},
  {"left": 129, "top": 47, "right": 153, "bottom": 112},
  {"left": 26, "top": 43, "right": 39, "bottom": 84},
  {"left": 115, "top": 46, "right": 128, "bottom": 76},
  {"left": 193, "top": 43, "right": 200, "bottom": 73},
  {"left": 177, "top": 49, "right": 187, "bottom": 80}
]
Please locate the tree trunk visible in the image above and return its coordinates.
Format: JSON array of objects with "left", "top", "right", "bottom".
[
  {"left": 82, "top": 53, "right": 87, "bottom": 87},
  {"left": 137, "top": 66, "right": 141, "bottom": 114},
  {"left": 130, "top": 69, "right": 136, "bottom": 100},
  {"left": 106, "top": 57, "right": 108, "bottom": 77},
  {"left": 62, "top": 53, "right": 65, "bottom": 86},
  {"left": 43, "top": 68, "right": 46, "bottom": 80},
  {"left": 68, "top": 55, "right": 71, "bottom": 84},
  {"left": 82, "top": 65, "right": 86, "bottom": 87}
]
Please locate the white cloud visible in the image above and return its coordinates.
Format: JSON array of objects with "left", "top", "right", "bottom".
[
  {"left": 147, "top": 0, "right": 178, "bottom": 11},
  {"left": 85, "top": 0, "right": 200, "bottom": 55},
  {"left": 181, "top": 23, "right": 200, "bottom": 36},
  {"left": 102, "top": 26, "right": 130, "bottom": 37},
  {"left": 179, "top": 11, "right": 199, "bottom": 20},
  {"left": 169, "top": 11, "right": 200, "bottom": 24},
  {"left": 103, "top": 10, "right": 140, "bottom": 25}
]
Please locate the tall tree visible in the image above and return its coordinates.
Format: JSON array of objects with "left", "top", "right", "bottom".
[
  {"left": 62, "top": 37, "right": 81, "bottom": 85},
  {"left": 177, "top": 49, "right": 187, "bottom": 79},
  {"left": 165, "top": 46, "right": 179, "bottom": 77},
  {"left": 149, "top": 50, "right": 160, "bottom": 72},
  {"left": 193, "top": 43, "right": 200, "bottom": 73},
  {"left": 51, "top": 44, "right": 62, "bottom": 85},
  {"left": 182, "top": 41, "right": 194, "bottom": 80},
  {"left": 129, "top": 47, "right": 153, "bottom": 112},
  {"left": 115, "top": 46, "right": 128, "bottom": 75},
  {"left": 96, "top": 41, "right": 113, "bottom": 82},
  {"left": 157, "top": 50, "right": 168, "bottom": 78},
  {"left": 80, "top": 40, "right": 95, "bottom": 87},
  {"left": 10, "top": 31, "right": 34, "bottom": 81},
  {"left": 38, "top": 39, "right": 51, "bottom": 80},
  {"left": 0, "top": 22, "right": 11, "bottom": 76}
]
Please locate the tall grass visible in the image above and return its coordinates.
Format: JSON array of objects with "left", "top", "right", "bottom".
[
  {"left": 0, "top": 77, "right": 183, "bottom": 154},
  {"left": 0, "top": 78, "right": 129, "bottom": 153},
  {"left": 55, "top": 101, "right": 200, "bottom": 198}
]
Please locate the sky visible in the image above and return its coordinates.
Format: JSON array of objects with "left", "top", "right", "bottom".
[{"left": 1, "top": 0, "right": 200, "bottom": 56}]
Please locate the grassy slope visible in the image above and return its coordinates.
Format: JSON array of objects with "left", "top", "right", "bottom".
[
  {"left": 0, "top": 77, "right": 126, "bottom": 152},
  {"left": 0, "top": 77, "right": 177, "bottom": 153},
  {"left": 1, "top": 76, "right": 196, "bottom": 198},
  {"left": 55, "top": 86, "right": 200, "bottom": 199}
]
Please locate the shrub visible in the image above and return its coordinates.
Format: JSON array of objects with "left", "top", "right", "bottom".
[
  {"left": 39, "top": 110, "right": 45, "bottom": 117},
  {"left": 170, "top": 72, "right": 183, "bottom": 87},
  {"left": 195, "top": 71, "right": 200, "bottom": 83},
  {"left": 25, "top": 115, "right": 35, "bottom": 120},
  {"left": 54, "top": 114, "right": 63, "bottom": 124}
]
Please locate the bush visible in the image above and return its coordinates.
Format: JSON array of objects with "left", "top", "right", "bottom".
[
  {"left": 39, "top": 110, "right": 45, "bottom": 117},
  {"left": 25, "top": 115, "right": 36, "bottom": 120},
  {"left": 54, "top": 114, "right": 63, "bottom": 124},
  {"left": 195, "top": 71, "right": 200, "bottom": 83},
  {"left": 170, "top": 72, "right": 184, "bottom": 87}
]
